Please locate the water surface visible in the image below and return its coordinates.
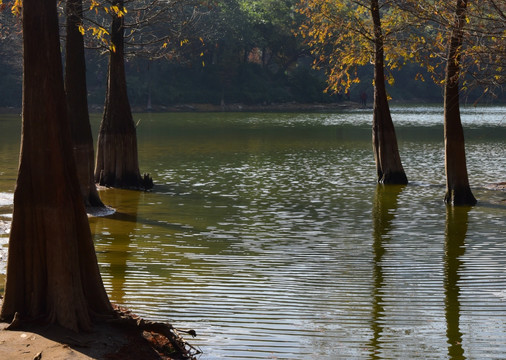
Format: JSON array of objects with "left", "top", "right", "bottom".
[{"left": 1, "top": 106, "right": 505, "bottom": 359}]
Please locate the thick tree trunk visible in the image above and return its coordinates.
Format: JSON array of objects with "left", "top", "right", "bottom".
[
  {"left": 370, "top": 0, "right": 408, "bottom": 185},
  {"left": 443, "top": 0, "right": 476, "bottom": 206},
  {"left": 94, "top": 0, "right": 152, "bottom": 190},
  {"left": 65, "top": 0, "right": 105, "bottom": 208},
  {"left": 0, "top": 0, "right": 113, "bottom": 332}
]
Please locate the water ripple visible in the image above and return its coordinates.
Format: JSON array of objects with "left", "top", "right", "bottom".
[{"left": 1, "top": 110, "right": 504, "bottom": 359}]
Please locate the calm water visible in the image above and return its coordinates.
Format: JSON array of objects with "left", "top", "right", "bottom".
[{"left": 1, "top": 106, "right": 505, "bottom": 359}]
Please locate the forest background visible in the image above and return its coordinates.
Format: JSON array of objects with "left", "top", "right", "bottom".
[{"left": 1, "top": 0, "right": 504, "bottom": 111}]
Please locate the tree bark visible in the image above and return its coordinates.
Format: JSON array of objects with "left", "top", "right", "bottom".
[
  {"left": 370, "top": 0, "right": 408, "bottom": 185},
  {"left": 443, "top": 0, "right": 477, "bottom": 206},
  {"left": 94, "top": 0, "right": 152, "bottom": 190},
  {"left": 0, "top": 0, "right": 113, "bottom": 332},
  {"left": 65, "top": 0, "right": 105, "bottom": 207}
]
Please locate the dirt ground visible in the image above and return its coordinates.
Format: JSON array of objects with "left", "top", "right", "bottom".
[
  {"left": 0, "top": 303, "right": 197, "bottom": 360},
  {"left": 0, "top": 320, "right": 186, "bottom": 360},
  {"left": 0, "top": 322, "right": 149, "bottom": 360}
]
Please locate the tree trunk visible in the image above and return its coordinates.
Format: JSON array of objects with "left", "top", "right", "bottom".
[
  {"left": 0, "top": 0, "right": 113, "bottom": 332},
  {"left": 94, "top": 0, "right": 152, "bottom": 190},
  {"left": 370, "top": 0, "right": 408, "bottom": 185},
  {"left": 443, "top": 0, "right": 476, "bottom": 206},
  {"left": 65, "top": 0, "right": 105, "bottom": 207}
]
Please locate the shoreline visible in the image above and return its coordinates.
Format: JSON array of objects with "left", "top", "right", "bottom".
[
  {"left": 0, "top": 302, "right": 198, "bottom": 360},
  {"left": 142, "top": 101, "right": 365, "bottom": 113},
  {"left": 1, "top": 101, "right": 371, "bottom": 115},
  {"left": 3, "top": 100, "right": 506, "bottom": 115}
]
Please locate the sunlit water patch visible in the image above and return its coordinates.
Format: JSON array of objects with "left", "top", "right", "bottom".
[
  {"left": 390, "top": 105, "right": 506, "bottom": 127},
  {"left": 0, "top": 193, "right": 13, "bottom": 276}
]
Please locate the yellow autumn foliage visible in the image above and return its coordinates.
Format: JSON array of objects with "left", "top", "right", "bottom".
[
  {"left": 297, "top": 0, "right": 421, "bottom": 93},
  {"left": 11, "top": 0, "right": 21, "bottom": 16},
  {"left": 298, "top": 0, "right": 505, "bottom": 92}
]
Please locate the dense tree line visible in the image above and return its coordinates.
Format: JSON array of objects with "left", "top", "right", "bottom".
[{"left": 1, "top": 0, "right": 502, "bottom": 110}]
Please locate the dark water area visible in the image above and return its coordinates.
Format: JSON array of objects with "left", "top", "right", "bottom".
[{"left": 1, "top": 106, "right": 505, "bottom": 359}]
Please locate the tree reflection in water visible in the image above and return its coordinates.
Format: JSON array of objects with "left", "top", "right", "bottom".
[
  {"left": 444, "top": 205, "right": 470, "bottom": 360},
  {"left": 90, "top": 188, "right": 141, "bottom": 305},
  {"left": 369, "top": 184, "right": 405, "bottom": 358}
]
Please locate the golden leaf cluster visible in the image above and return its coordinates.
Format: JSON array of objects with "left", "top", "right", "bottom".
[
  {"left": 11, "top": 0, "right": 21, "bottom": 16},
  {"left": 89, "top": 0, "right": 127, "bottom": 18}
]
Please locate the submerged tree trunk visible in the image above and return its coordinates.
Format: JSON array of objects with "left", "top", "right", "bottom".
[
  {"left": 94, "top": 0, "right": 152, "bottom": 190},
  {"left": 0, "top": 0, "right": 113, "bottom": 332},
  {"left": 443, "top": 0, "right": 476, "bottom": 206},
  {"left": 370, "top": 0, "right": 408, "bottom": 185},
  {"left": 65, "top": 0, "right": 105, "bottom": 207}
]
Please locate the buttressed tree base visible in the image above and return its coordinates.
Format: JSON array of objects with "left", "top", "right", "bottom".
[{"left": 0, "top": 0, "right": 113, "bottom": 332}]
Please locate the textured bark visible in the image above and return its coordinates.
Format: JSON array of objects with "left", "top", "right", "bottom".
[
  {"left": 370, "top": 0, "right": 408, "bottom": 185},
  {"left": 443, "top": 0, "right": 477, "bottom": 206},
  {"left": 0, "top": 0, "right": 113, "bottom": 332},
  {"left": 65, "top": 0, "right": 104, "bottom": 207},
  {"left": 94, "top": 0, "right": 152, "bottom": 190}
]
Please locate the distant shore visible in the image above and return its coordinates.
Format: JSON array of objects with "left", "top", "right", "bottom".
[
  {"left": 137, "top": 101, "right": 366, "bottom": 113},
  {"left": 4, "top": 100, "right": 506, "bottom": 115},
  {"left": 5, "top": 100, "right": 506, "bottom": 115},
  {"left": 1, "top": 101, "right": 367, "bottom": 115}
]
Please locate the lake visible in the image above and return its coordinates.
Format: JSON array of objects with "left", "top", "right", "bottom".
[{"left": 1, "top": 106, "right": 505, "bottom": 359}]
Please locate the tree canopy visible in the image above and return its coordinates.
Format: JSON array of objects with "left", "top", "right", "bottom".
[
  {"left": 0, "top": 0, "right": 504, "bottom": 108},
  {"left": 398, "top": 0, "right": 505, "bottom": 97},
  {"left": 297, "top": 0, "right": 420, "bottom": 93}
]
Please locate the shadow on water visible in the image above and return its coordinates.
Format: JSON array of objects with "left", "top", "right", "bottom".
[
  {"left": 97, "top": 187, "right": 194, "bottom": 232},
  {"left": 369, "top": 184, "right": 406, "bottom": 359},
  {"left": 105, "top": 210, "right": 191, "bottom": 232},
  {"left": 90, "top": 188, "right": 202, "bottom": 305},
  {"left": 90, "top": 189, "right": 142, "bottom": 305},
  {"left": 444, "top": 205, "right": 470, "bottom": 360}
]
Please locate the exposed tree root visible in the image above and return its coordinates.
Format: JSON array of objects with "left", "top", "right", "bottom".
[{"left": 109, "top": 305, "right": 201, "bottom": 360}]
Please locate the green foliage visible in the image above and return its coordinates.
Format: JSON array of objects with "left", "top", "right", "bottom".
[
  {"left": 288, "top": 65, "right": 332, "bottom": 103},
  {"left": 119, "top": 59, "right": 334, "bottom": 107},
  {"left": 0, "top": 0, "right": 504, "bottom": 109},
  {"left": 0, "top": 66, "right": 21, "bottom": 107},
  {"left": 0, "top": 10, "right": 21, "bottom": 108}
]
